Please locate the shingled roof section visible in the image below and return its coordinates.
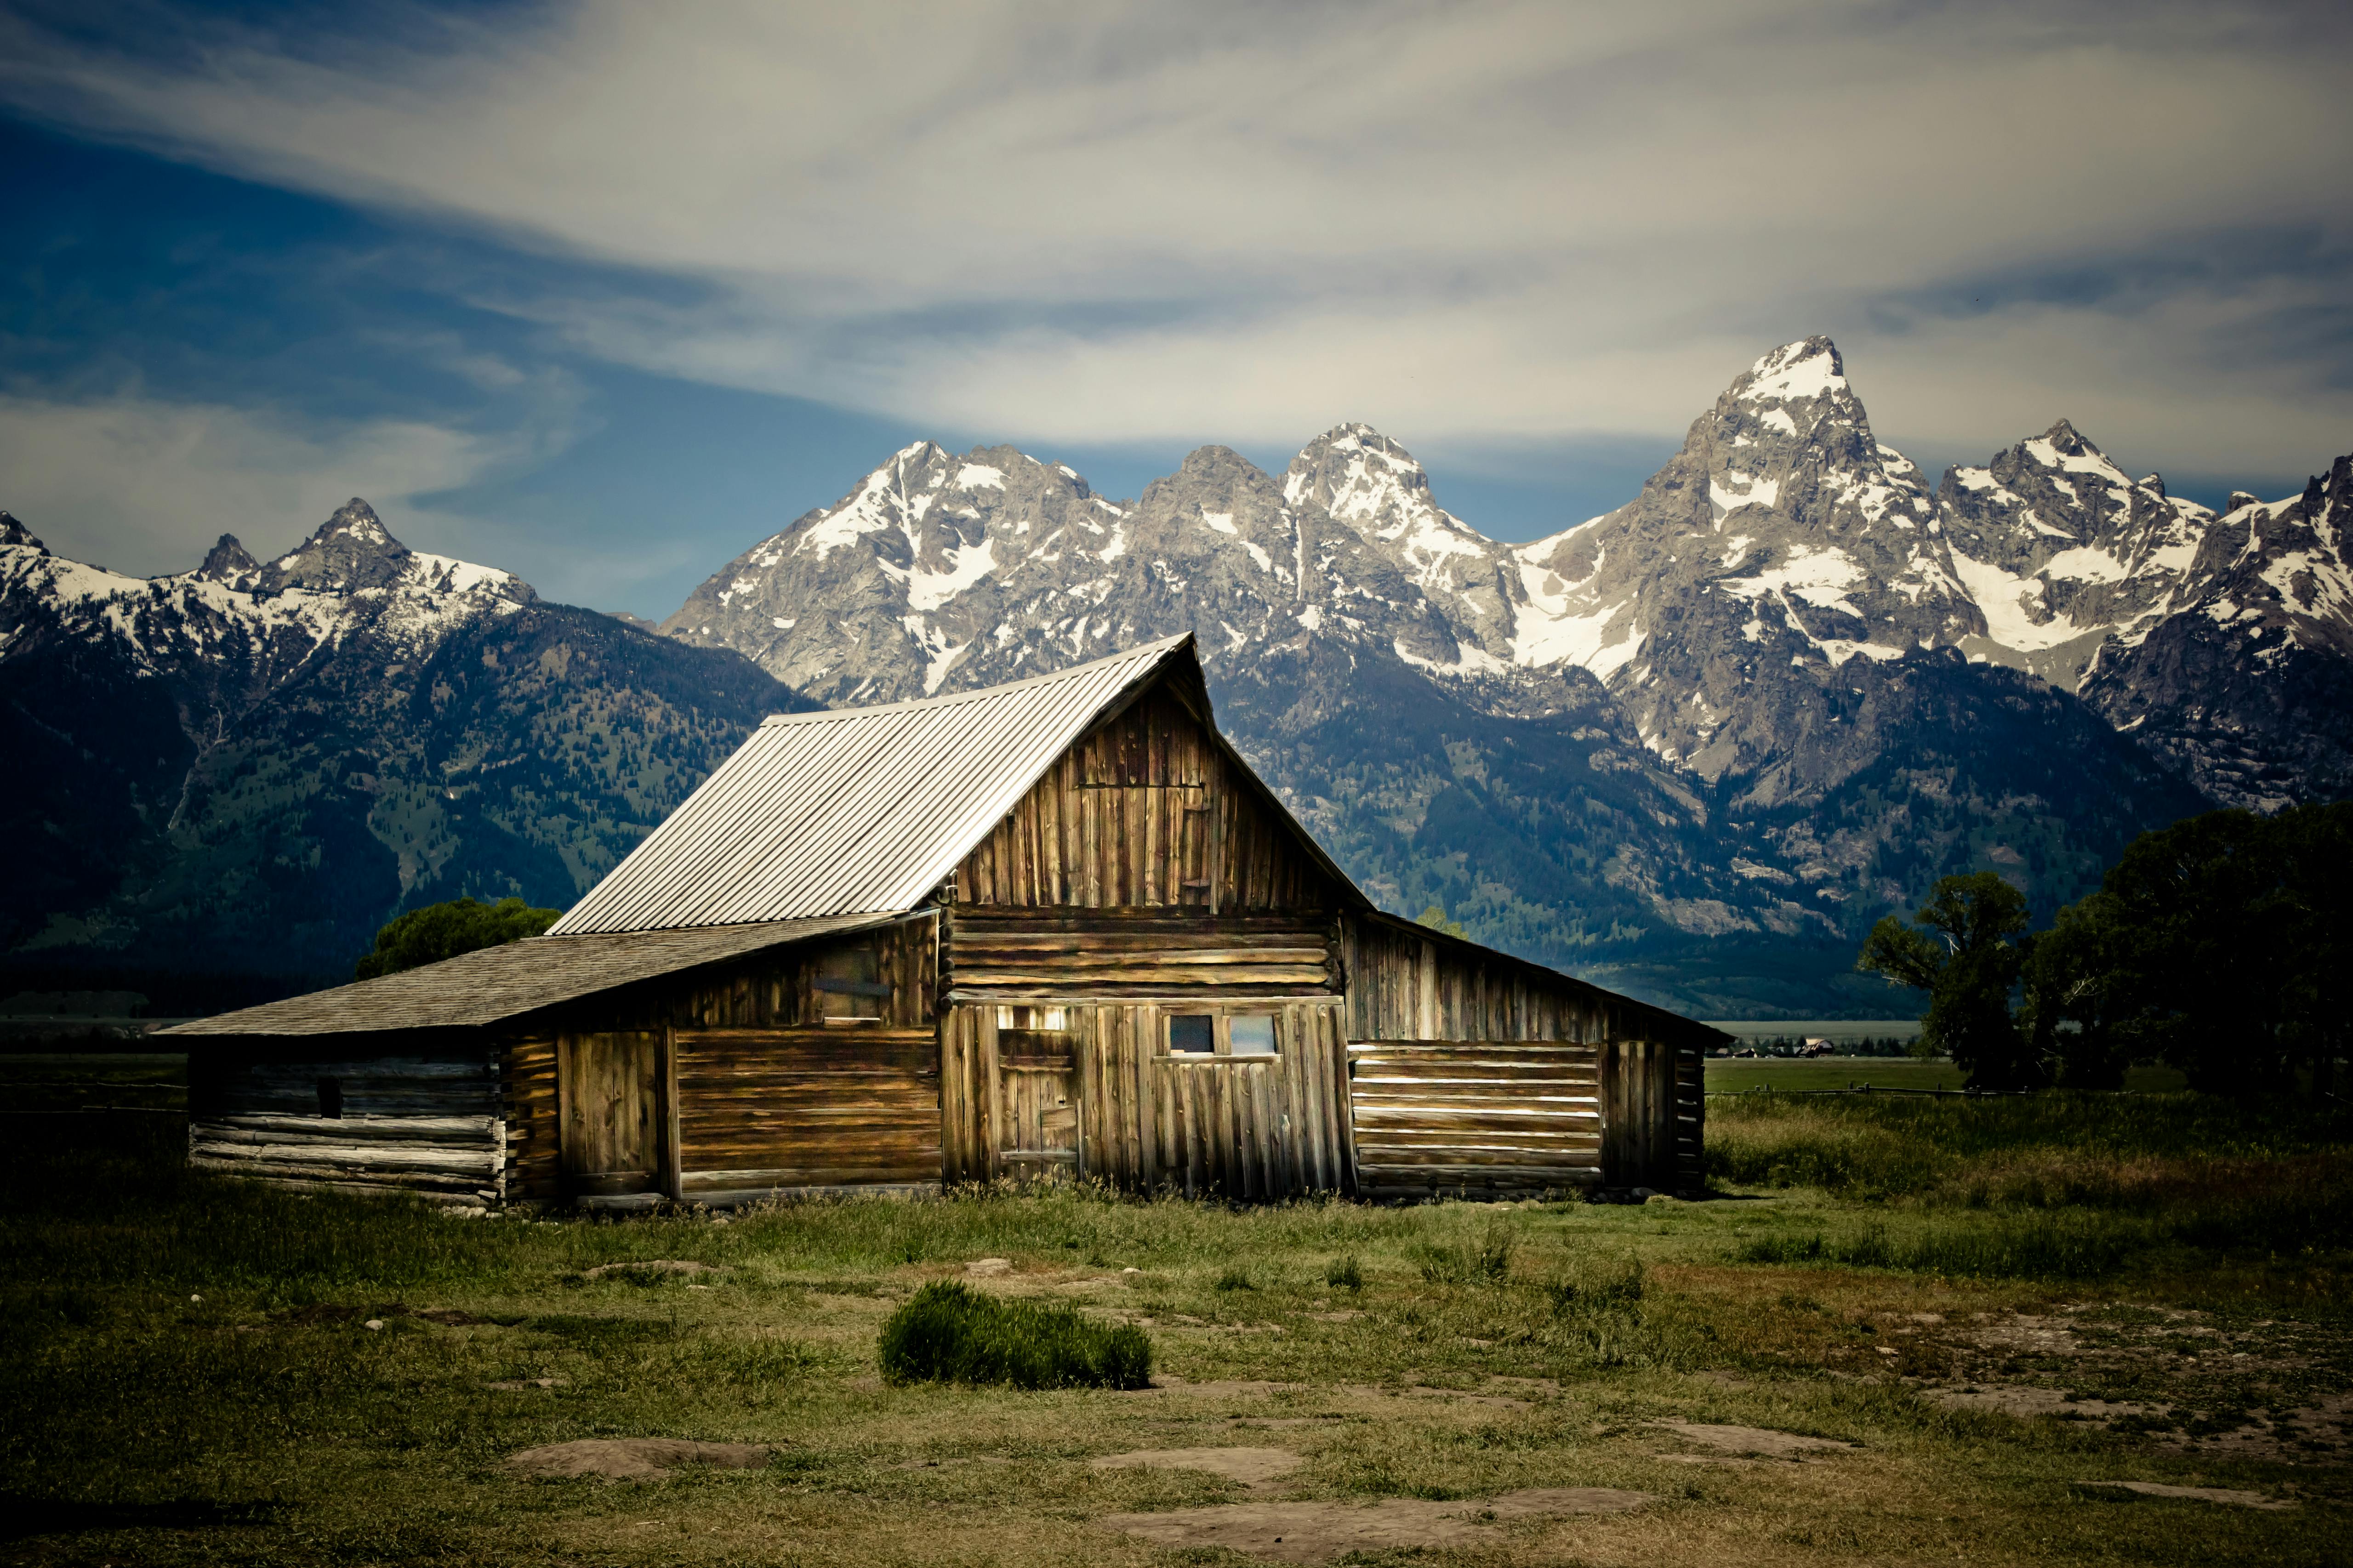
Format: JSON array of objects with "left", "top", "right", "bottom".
[
  {"left": 159, "top": 915, "right": 899, "bottom": 1037},
  {"left": 548, "top": 633, "right": 1199, "bottom": 935}
]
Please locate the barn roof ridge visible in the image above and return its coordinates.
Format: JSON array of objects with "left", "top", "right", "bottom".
[{"left": 756, "top": 631, "right": 1194, "bottom": 728}]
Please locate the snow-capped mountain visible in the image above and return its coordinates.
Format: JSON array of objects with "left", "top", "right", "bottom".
[
  {"left": 10, "top": 336, "right": 2342, "bottom": 1011},
  {"left": 2081, "top": 457, "right": 2353, "bottom": 809},
  {"left": 1935, "top": 420, "right": 2211, "bottom": 689},
  {"left": 0, "top": 502, "right": 803, "bottom": 980},
  {"left": 663, "top": 335, "right": 2319, "bottom": 1009}
]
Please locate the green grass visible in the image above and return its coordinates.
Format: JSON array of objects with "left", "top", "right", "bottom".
[
  {"left": 878, "top": 1280, "right": 1151, "bottom": 1389},
  {"left": 1705, "top": 1057, "right": 2190, "bottom": 1095},
  {"left": 1, "top": 1086, "right": 2348, "bottom": 1566}
]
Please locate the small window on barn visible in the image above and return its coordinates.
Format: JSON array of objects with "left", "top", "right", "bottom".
[
  {"left": 996, "top": 1005, "right": 1075, "bottom": 1063},
  {"left": 1229, "top": 1015, "right": 1277, "bottom": 1056},
  {"left": 1168, "top": 1014, "right": 1214, "bottom": 1054},
  {"left": 814, "top": 945, "right": 888, "bottom": 1023}
]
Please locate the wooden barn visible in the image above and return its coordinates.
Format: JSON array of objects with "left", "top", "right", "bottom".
[{"left": 164, "top": 635, "right": 1722, "bottom": 1210}]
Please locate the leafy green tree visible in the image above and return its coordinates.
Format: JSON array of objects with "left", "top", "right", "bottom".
[
  {"left": 1414, "top": 904, "right": 1468, "bottom": 938},
  {"left": 354, "top": 896, "right": 561, "bottom": 980},
  {"left": 2016, "top": 892, "right": 2132, "bottom": 1088},
  {"left": 2083, "top": 803, "right": 2351, "bottom": 1096},
  {"left": 1856, "top": 872, "right": 2038, "bottom": 1090}
]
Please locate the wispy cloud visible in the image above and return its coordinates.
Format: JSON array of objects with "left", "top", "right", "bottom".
[
  {"left": 2, "top": 0, "right": 2349, "bottom": 474},
  {"left": 0, "top": 391, "right": 550, "bottom": 571}
]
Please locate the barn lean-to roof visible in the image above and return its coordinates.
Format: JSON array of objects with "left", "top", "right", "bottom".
[{"left": 160, "top": 915, "right": 903, "bottom": 1037}]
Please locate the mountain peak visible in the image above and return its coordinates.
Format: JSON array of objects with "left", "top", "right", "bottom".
[
  {"left": 2036, "top": 418, "right": 2099, "bottom": 456},
  {"left": 194, "top": 534, "right": 258, "bottom": 583},
  {"left": 259, "top": 498, "right": 416, "bottom": 595},
  {"left": 1736, "top": 337, "right": 1847, "bottom": 403},
  {"left": 0, "top": 511, "right": 46, "bottom": 553}
]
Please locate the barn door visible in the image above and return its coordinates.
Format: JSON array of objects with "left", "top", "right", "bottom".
[
  {"left": 560, "top": 1029, "right": 666, "bottom": 1199},
  {"left": 992, "top": 1006, "right": 1081, "bottom": 1182}
]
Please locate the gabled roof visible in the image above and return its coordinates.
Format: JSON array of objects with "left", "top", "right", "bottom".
[
  {"left": 160, "top": 915, "right": 899, "bottom": 1037},
  {"left": 552, "top": 635, "right": 1219, "bottom": 934}
]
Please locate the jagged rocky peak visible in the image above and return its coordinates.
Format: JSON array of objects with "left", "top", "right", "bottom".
[
  {"left": 257, "top": 498, "right": 415, "bottom": 595},
  {"left": 0, "top": 511, "right": 46, "bottom": 552},
  {"left": 2228, "top": 490, "right": 2262, "bottom": 513},
  {"left": 194, "top": 534, "right": 259, "bottom": 583},
  {"left": 1283, "top": 422, "right": 1432, "bottom": 517}
]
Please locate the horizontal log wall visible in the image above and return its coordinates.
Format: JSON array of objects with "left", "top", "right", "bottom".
[
  {"left": 946, "top": 910, "right": 1338, "bottom": 1000},
  {"left": 673, "top": 1026, "right": 940, "bottom": 1203},
  {"left": 957, "top": 684, "right": 1333, "bottom": 913},
  {"left": 1347, "top": 1041, "right": 1602, "bottom": 1200},
  {"left": 188, "top": 1045, "right": 505, "bottom": 1204},
  {"left": 941, "top": 1000, "right": 1354, "bottom": 1199}
]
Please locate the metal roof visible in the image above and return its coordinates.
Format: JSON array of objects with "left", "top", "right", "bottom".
[
  {"left": 159, "top": 915, "right": 899, "bottom": 1037},
  {"left": 549, "top": 634, "right": 1198, "bottom": 935}
]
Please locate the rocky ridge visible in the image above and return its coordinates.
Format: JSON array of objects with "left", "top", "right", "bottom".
[{"left": 0, "top": 503, "right": 804, "bottom": 979}]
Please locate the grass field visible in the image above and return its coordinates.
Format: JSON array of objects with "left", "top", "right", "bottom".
[
  {"left": 2, "top": 1064, "right": 2347, "bottom": 1566},
  {"left": 1704, "top": 1059, "right": 2191, "bottom": 1095}
]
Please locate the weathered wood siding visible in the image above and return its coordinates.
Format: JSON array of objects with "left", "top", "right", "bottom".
[
  {"left": 941, "top": 1000, "right": 1354, "bottom": 1198},
  {"left": 673, "top": 1027, "right": 940, "bottom": 1202},
  {"left": 1346, "top": 1040, "right": 1603, "bottom": 1199},
  {"left": 1341, "top": 914, "right": 1707, "bottom": 1193},
  {"left": 1601, "top": 1040, "right": 1705, "bottom": 1193},
  {"left": 945, "top": 909, "right": 1337, "bottom": 1001},
  {"left": 510, "top": 915, "right": 943, "bottom": 1205},
  {"left": 504, "top": 1036, "right": 560, "bottom": 1202},
  {"left": 187, "top": 1041, "right": 505, "bottom": 1203},
  {"left": 1343, "top": 917, "right": 1624, "bottom": 1043},
  {"left": 955, "top": 685, "right": 1331, "bottom": 913}
]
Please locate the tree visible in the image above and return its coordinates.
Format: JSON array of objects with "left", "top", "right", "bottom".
[
  {"left": 354, "top": 896, "right": 561, "bottom": 980},
  {"left": 2083, "top": 802, "right": 2352, "bottom": 1096},
  {"left": 1414, "top": 904, "right": 1467, "bottom": 938},
  {"left": 2016, "top": 892, "right": 2131, "bottom": 1089},
  {"left": 1856, "top": 872, "right": 2037, "bottom": 1090}
]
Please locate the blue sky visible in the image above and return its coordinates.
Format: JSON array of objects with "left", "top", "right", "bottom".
[{"left": 3, "top": 0, "right": 2349, "bottom": 616}]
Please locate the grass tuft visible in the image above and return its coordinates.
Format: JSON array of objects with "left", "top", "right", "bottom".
[
  {"left": 876, "top": 1281, "right": 1151, "bottom": 1390},
  {"left": 1324, "top": 1254, "right": 1363, "bottom": 1290}
]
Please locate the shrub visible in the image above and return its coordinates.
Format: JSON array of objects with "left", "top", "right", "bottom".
[
  {"left": 1414, "top": 1227, "right": 1514, "bottom": 1285},
  {"left": 1214, "top": 1266, "right": 1257, "bottom": 1292},
  {"left": 1546, "top": 1254, "right": 1644, "bottom": 1313},
  {"left": 877, "top": 1281, "right": 1151, "bottom": 1390},
  {"left": 1325, "top": 1255, "right": 1363, "bottom": 1290}
]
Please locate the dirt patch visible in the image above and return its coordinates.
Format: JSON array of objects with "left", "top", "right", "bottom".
[
  {"left": 1652, "top": 1420, "right": 1854, "bottom": 1460},
  {"left": 1100, "top": 1486, "right": 1652, "bottom": 1564},
  {"left": 1129, "top": 1376, "right": 1307, "bottom": 1398},
  {"left": 2077, "top": 1480, "right": 2293, "bottom": 1511},
  {"left": 580, "top": 1260, "right": 723, "bottom": 1281},
  {"left": 486, "top": 1377, "right": 568, "bottom": 1391},
  {"left": 504, "top": 1439, "right": 773, "bottom": 1482},
  {"left": 1923, "top": 1385, "right": 2157, "bottom": 1423},
  {"left": 964, "top": 1258, "right": 1013, "bottom": 1277},
  {"left": 1091, "top": 1448, "right": 1302, "bottom": 1488}
]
